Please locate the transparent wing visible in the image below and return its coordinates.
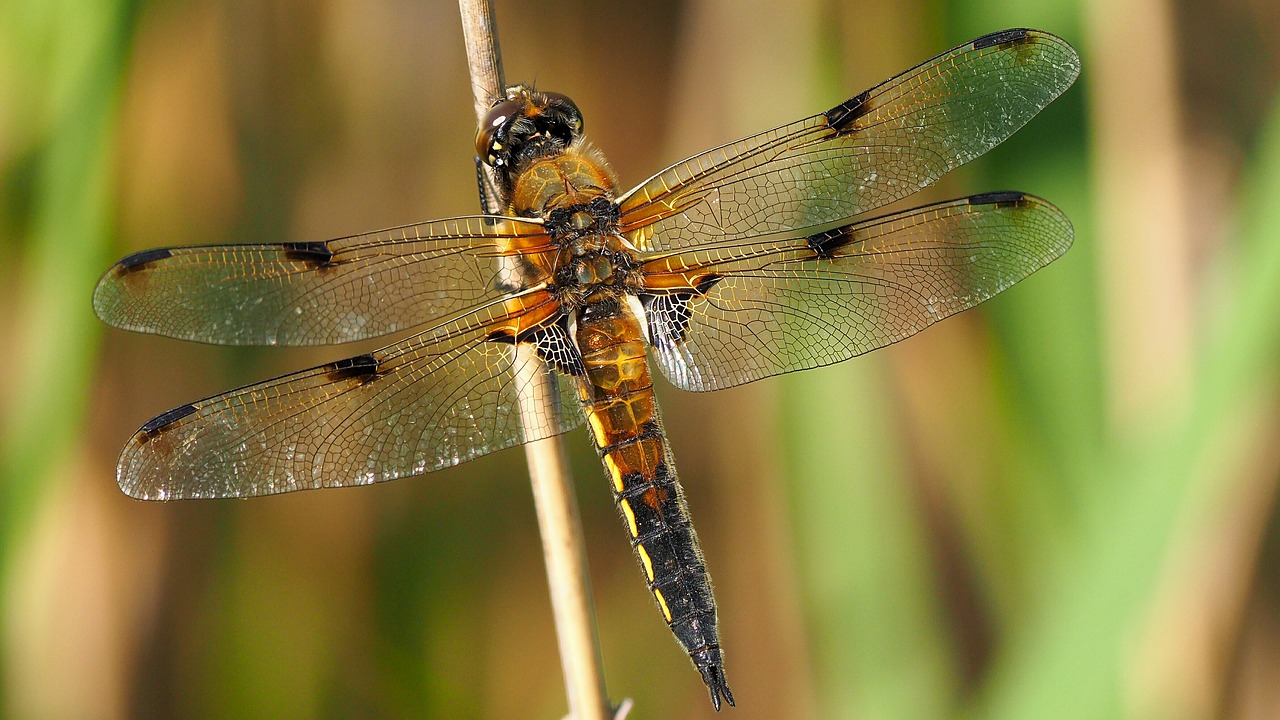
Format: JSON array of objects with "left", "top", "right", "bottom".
[
  {"left": 116, "top": 291, "right": 584, "bottom": 499},
  {"left": 93, "top": 216, "right": 551, "bottom": 346},
  {"left": 617, "top": 29, "right": 1079, "bottom": 252},
  {"left": 641, "top": 192, "right": 1072, "bottom": 392}
]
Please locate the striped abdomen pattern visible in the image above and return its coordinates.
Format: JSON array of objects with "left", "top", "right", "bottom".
[{"left": 571, "top": 294, "right": 727, "bottom": 692}]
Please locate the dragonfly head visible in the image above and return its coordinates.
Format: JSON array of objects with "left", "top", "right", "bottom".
[{"left": 477, "top": 86, "right": 584, "bottom": 184}]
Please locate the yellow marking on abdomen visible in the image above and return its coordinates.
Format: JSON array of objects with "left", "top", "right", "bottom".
[
  {"left": 587, "top": 411, "right": 607, "bottom": 445},
  {"left": 637, "top": 543, "right": 655, "bottom": 581},
  {"left": 654, "top": 588, "right": 672, "bottom": 622},
  {"left": 604, "top": 453, "right": 624, "bottom": 493},
  {"left": 620, "top": 498, "right": 638, "bottom": 537}
]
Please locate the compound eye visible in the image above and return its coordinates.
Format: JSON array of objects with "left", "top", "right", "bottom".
[
  {"left": 476, "top": 97, "right": 523, "bottom": 163},
  {"left": 540, "top": 91, "right": 583, "bottom": 134}
]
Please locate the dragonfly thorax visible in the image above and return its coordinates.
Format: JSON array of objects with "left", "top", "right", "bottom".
[
  {"left": 544, "top": 196, "right": 621, "bottom": 244},
  {"left": 508, "top": 148, "right": 618, "bottom": 220},
  {"left": 550, "top": 246, "right": 641, "bottom": 310},
  {"left": 567, "top": 254, "right": 614, "bottom": 285}
]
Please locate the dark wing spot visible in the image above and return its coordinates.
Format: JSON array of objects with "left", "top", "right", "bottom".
[
  {"left": 327, "top": 353, "right": 380, "bottom": 384},
  {"left": 824, "top": 89, "right": 873, "bottom": 133},
  {"left": 282, "top": 241, "right": 335, "bottom": 267},
  {"left": 485, "top": 329, "right": 517, "bottom": 344},
  {"left": 806, "top": 227, "right": 852, "bottom": 258},
  {"left": 969, "top": 190, "right": 1027, "bottom": 208},
  {"left": 972, "top": 28, "right": 1030, "bottom": 50},
  {"left": 139, "top": 403, "right": 198, "bottom": 437},
  {"left": 115, "top": 248, "right": 173, "bottom": 275}
]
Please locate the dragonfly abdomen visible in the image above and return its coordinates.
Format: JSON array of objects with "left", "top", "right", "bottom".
[{"left": 571, "top": 295, "right": 733, "bottom": 709}]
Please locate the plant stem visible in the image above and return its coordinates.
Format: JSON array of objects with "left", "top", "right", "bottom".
[{"left": 456, "top": 3, "right": 613, "bottom": 718}]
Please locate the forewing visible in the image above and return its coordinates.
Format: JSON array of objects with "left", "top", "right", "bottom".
[
  {"left": 116, "top": 292, "right": 584, "bottom": 499},
  {"left": 642, "top": 193, "right": 1072, "bottom": 391},
  {"left": 93, "top": 216, "right": 550, "bottom": 346},
  {"left": 617, "top": 29, "right": 1079, "bottom": 252}
]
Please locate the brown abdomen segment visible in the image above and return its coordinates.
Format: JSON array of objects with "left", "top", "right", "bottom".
[{"left": 572, "top": 296, "right": 731, "bottom": 706}]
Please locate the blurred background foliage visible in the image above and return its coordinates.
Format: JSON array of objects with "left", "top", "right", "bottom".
[{"left": 1, "top": 0, "right": 1279, "bottom": 718}]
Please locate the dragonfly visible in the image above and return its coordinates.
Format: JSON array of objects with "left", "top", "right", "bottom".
[{"left": 95, "top": 28, "right": 1080, "bottom": 710}]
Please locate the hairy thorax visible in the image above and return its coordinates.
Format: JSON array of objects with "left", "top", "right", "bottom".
[
  {"left": 507, "top": 144, "right": 642, "bottom": 308},
  {"left": 508, "top": 143, "right": 618, "bottom": 218}
]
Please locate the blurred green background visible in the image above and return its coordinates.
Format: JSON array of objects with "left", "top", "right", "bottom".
[{"left": 2, "top": 0, "right": 1279, "bottom": 718}]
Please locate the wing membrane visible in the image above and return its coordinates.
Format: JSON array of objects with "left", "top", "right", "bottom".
[
  {"left": 116, "top": 293, "right": 584, "bottom": 499},
  {"left": 644, "top": 193, "right": 1072, "bottom": 391},
  {"left": 617, "top": 29, "right": 1079, "bottom": 252},
  {"left": 93, "top": 216, "right": 549, "bottom": 346}
]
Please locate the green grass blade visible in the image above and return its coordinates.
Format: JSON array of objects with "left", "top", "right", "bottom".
[
  {"left": 0, "top": 1, "right": 139, "bottom": 700},
  {"left": 978, "top": 82, "right": 1280, "bottom": 720}
]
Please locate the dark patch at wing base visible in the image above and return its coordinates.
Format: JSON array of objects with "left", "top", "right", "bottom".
[
  {"left": 487, "top": 316, "right": 585, "bottom": 377},
  {"left": 526, "top": 319, "right": 586, "bottom": 377},
  {"left": 693, "top": 273, "right": 722, "bottom": 295},
  {"left": 643, "top": 293, "right": 697, "bottom": 348},
  {"left": 640, "top": 274, "right": 723, "bottom": 348}
]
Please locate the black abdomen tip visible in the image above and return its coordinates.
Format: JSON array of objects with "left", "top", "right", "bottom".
[{"left": 693, "top": 649, "right": 734, "bottom": 711}]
